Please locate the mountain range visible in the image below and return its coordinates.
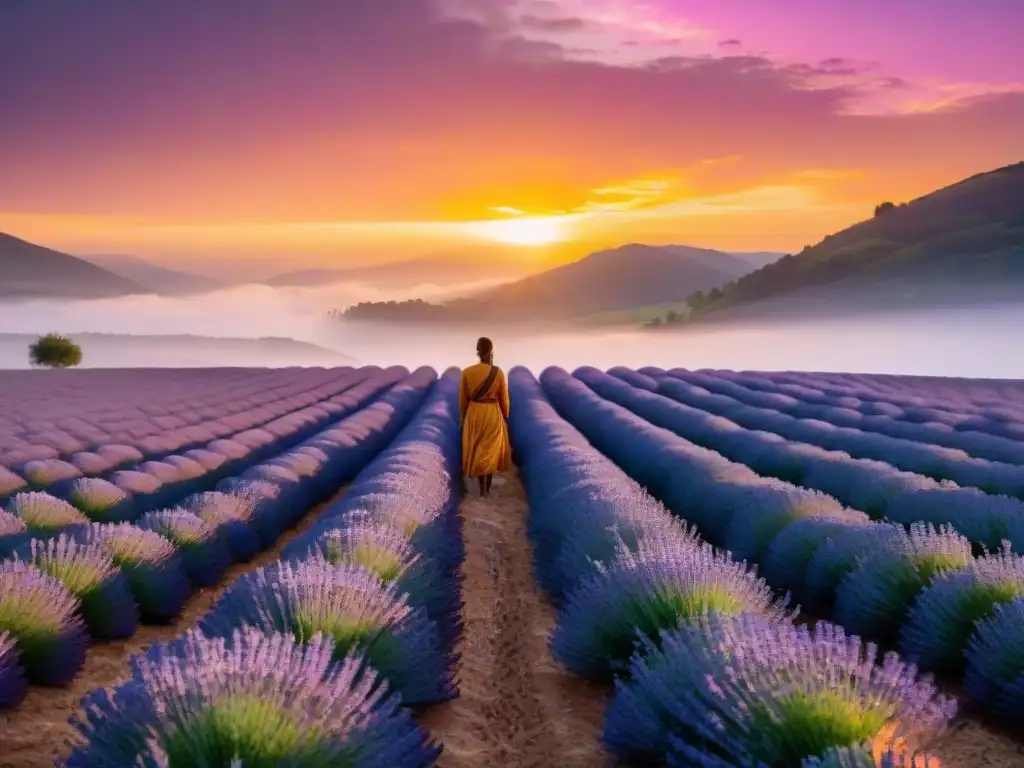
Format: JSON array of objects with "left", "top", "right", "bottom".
[
  {"left": 683, "top": 161, "right": 1024, "bottom": 324},
  {"left": 0, "top": 233, "right": 148, "bottom": 299},
  {"left": 81, "top": 254, "right": 226, "bottom": 295}
]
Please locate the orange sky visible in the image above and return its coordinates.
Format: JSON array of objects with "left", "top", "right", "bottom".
[{"left": 1, "top": 0, "right": 1022, "bottom": 276}]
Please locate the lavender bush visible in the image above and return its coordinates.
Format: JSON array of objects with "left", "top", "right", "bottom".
[
  {"left": 0, "top": 560, "right": 88, "bottom": 685},
  {"left": 138, "top": 508, "right": 231, "bottom": 587},
  {"left": 80, "top": 523, "right": 191, "bottom": 623},
  {"left": 0, "top": 630, "right": 28, "bottom": 708},
  {"left": 552, "top": 540, "right": 791, "bottom": 680},
  {"left": 604, "top": 615, "right": 954, "bottom": 767},
  {"left": 65, "top": 478, "right": 132, "bottom": 523},
  {"left": 182, "top": 491, "right": 261, "bottom": 562},
  {"left": 901, "top": 544, "right": 1024, "bottom": 673},
  {"left": 7, "top": 491, "right": 90, "bottom": 537},
  {"left": 65, "top": 628, "right": 441, "bottom": 767},
  {"left": 833, "top": 523, "right": 973, "bottom": 642},
  {"left": 17, "top": 534, "right": 139, "bottom": 639},
  {"left": 964, "top": 598, "right": 1024, "bottom": 718},
  {"left": 198, "top": 559, "right": 456, "bottom": 706}
]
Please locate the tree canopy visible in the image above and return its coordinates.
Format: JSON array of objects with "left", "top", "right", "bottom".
[{"left": 29, "top": 333, "right": 83, "bottom": 368}]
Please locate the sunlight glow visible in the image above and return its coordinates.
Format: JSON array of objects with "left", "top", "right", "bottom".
[{"left": 471, "top": 215, "right": 569, "bottom": 246}]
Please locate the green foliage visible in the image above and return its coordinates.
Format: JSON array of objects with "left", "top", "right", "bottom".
[{"left": 29, "top": 334, "right": 82, "bottom": 369}]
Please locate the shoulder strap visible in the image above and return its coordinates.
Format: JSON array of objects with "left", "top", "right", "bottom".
[{"left": 469, "top": 365, "right": 500, "bottom": 402}]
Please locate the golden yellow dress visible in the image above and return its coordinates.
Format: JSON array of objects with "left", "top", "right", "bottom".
[{"left": 459, "top": 362, "right": 512, "bottom": 478}]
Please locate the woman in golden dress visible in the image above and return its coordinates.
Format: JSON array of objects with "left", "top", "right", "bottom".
[{"left": 459, "top": 337, "right": 512, "bottom": 497}]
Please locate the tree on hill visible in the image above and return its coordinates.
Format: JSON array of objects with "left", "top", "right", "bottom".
[
  {"left": 29, "top": 333, "right": 83, "bottom": 368},
  {"left": 874, "top": 201, "right": 896, "bottom": 217}
]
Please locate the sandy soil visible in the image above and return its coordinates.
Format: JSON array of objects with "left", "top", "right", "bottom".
[
  {"left": 418, "top": 470, "right": 610, "bottom": 768},
  {"left": 0, "top": 488, "right": 347, "bottom": 768}
]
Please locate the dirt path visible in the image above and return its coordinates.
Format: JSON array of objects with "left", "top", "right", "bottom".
[
  {"left": 419, "top": 470, "right": 609, "bottom": 768},
  {"left": 0, "top": 487, "right": 348, "bottom": 768}
]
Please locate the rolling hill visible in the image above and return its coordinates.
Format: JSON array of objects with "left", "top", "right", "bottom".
[
  {"left": 265, "top": 244, "right": 563, "bottom": 290},
  {"left": 0, "top": 233, "right": 147, "bottom": 299},
  {"left": 688, "top": 162, "right": 1024, "bottom": 322},
  {"left": 82, "top": 254, "right": 226, "bottom": 295},
  {"left": 342, "top": 243, "right": 763, "bottom": 323}
]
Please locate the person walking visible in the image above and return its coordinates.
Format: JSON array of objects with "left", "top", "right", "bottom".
[{"left": 459, "top": 337, "right": 512, "bottom": 497}]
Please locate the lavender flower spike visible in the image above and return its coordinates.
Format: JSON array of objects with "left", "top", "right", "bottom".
[
  {"left": 0, "top": 631, "right": 28, "bottom": 709},
  {"left": 65, "top": 628, "right": 441, "bottom": 767},
  {"left": 18, "top": 534, "right": 139, "bottom": 640},
  {"left": 198, "top": 559, "right": 456, "bottom": 706},
  {"left": 0, "top": 561, "right": 89, "bottom": 686}
]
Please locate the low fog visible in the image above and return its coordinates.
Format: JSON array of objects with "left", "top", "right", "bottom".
[{"left": 1, "top": 282, "right": 1022, "bottom": 378}]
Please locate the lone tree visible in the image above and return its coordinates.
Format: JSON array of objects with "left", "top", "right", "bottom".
[
  {"left": 874, "top": 201, "right": 896, "bottom": 217},
  {"left": 29, "top": 333, "right": 83, "bottom": 368}
]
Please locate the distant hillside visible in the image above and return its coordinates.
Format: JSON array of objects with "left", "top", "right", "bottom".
[
  {"left": 265, "top": 244, "right": 564, "bottom": 289},
  {"left": 0, "top": 333, "right": 356, "bottom": 369},
  {"left": 0, "top": 233, "right": 147, "bottom": 299},
  {"left": 729, "top": 251, "right": 787, "bottom": 269},
  {"left": 687, "top": 162, "right": 1024, "bottom": 322},
  {"left": 338, "top": 243, "right": 760, "bottom": 323},
  {"left": 83, "top": 254, "right": 225, "bottom": 295}
]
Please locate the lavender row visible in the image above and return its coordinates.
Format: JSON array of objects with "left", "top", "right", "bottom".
[
  {"left": 0, "top": 368, "right": 437, "bottom": 713},
  {"left": 509, "top": 367, "right": 952, "bottom": 767},
  {"left": 596, "top": 368, "right": 1024, "bottom": 552},
  {"left": 701, "top": 368, "right": 1024, "bottom": 432},
  {"left": 647, "top": 370, "right": 1024, "bottom": 502},
  {"left": 0, "top": 367, "right": 356, "bottom": 458},
  {"left": 747, "top": 370, "right": 1024, "bottom": 414},
  {"left": 0, "top": 367, "right": 410, "bottom": 519},
  {"left": 665, "top": 369, "right": 1024, "bottom": 462},
  {"left": 61, "top": 372, "right": 459, "bottom": 766},
  {"left": 543, "top": 367, "right": 1024, "bottom": 724},
  {"left": 0, "top": 366, "right": 380, "bottom": 480}
]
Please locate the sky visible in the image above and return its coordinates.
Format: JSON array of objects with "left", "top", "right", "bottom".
[{"left": 1, "top": 0, "right": 1022, "bottom": 276}]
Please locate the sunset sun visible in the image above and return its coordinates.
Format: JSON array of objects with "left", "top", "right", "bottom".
[{"left": 474, "top": 216, "right": 567, "bottom": 246}]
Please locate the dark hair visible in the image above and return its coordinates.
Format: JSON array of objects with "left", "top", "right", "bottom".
[{"left": 476, "top": 336, "right": 493, "bottom": 361}]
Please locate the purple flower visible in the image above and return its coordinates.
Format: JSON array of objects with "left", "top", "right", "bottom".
[
  {"left": 606, "top": 614, "right": 955, "bottom": 766},
  {"left": 0, "top": 631, "right": 28, "bottom": 708},
  {"left": 65, "top": 628, "right": 441, "bottom": 767},
  {"left": 199, "top": 559, "right": 456, "bottom": 706},
  {"left": 79, "top": 523, "right": 191, "bottom": 623},
  {"left": 17, "top": 534, "right": 139, "bottom": 640},
  {"left": 138, "top": 508, "right": 231, "bottom": 587},
  {"left": 0, "top": 560, "right": 88, "bottom": 686},
  {"left": 552, "top": 541, "right": 791, "bottom": 680}
]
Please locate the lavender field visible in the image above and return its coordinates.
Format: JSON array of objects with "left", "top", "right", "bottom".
[{"left": 2, "top": 365, "right": 1024, "bottom": 766}]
